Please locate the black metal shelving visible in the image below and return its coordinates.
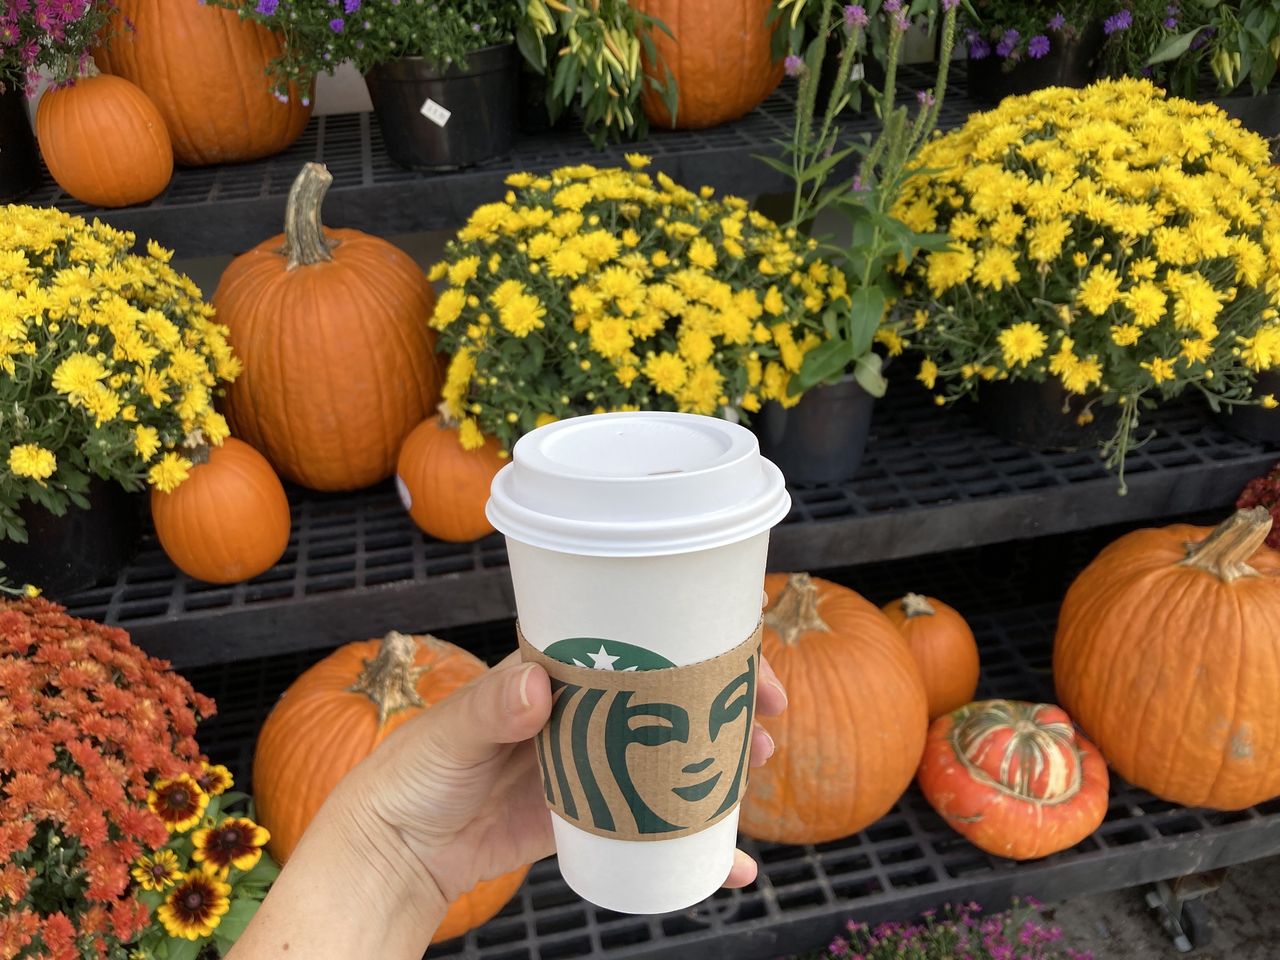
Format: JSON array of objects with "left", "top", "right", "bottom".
[{"left": 187, "top": 547, "right": 1280, "bottom": 960}]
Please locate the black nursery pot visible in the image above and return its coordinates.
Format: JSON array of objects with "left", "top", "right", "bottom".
[
  {"left": 754, "top": 377, "right": 876, "bottom": 486},
  {"left": 365, "top": 44, "right": 517, "bottom": 171},
  {"left": 966, "top": 22, "right": 1103, "bottom": 103},
  {"left": 973, "top": 377, "right": 1117, "bottom": 452},
  {"left": 0, "top": 84, "right": 40, "bottom": 202},
  {"left": 0, "top": 478, "right": 143, "bottom": 599},
  {"left": 1216, "top": 370, "right": 1280, "bottom": 446}
]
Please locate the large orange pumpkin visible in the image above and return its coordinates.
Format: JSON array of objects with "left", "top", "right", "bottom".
[
  {"left": 396, "top": 416, "right": 504, "bottom": 543},
  {"left": 1055, "top": 508, "right": 1280, "bottom": 811},
  {"left": 150, "top": 438, "right": 290, "bottom": 585},
  {"left": 253, "top": 631, "right": 529, "bottom": 943},
  {"left": 213, "top": 163, "right": 440, "bottom": 491},
  {"left": 917, "top": 700, "right": 1110, "bottom": 861},
  {"left": 35, "top": 71, "right": 173, "bottom": 208},
  {"left": 882, "top": 593, "right": 980, "bottom": 721},
  {"left": 94, "top": 0, "right": 311, "bottom": 166},
  {"left": 740, "top": 573, "right": 928, "bottom": 844},
  {"left": 635, "top": 0, "right": 784, "bottom": 130}
]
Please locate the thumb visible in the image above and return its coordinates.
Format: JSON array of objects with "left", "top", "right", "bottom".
[{"left": 424, "top": 660, "right": 553, "bottom": 768}]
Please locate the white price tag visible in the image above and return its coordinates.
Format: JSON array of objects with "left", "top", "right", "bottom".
[
  {"left": 850, "top": 62, "right": 866, "bottom": 82},
  {"left": 420, "top": 98, "right": 452, "bottom": 127}
]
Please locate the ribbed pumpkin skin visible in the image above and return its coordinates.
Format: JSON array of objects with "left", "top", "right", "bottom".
[
  {"left": 917, "top": 700, "right": 1109, "bottom": 861},
  {"left": 213, "top": 229, "right": 440, "bottom": 492},
  {"left": 882, "top": 595, "right": 980, "bottom": 721},
  {"left": 94, "top": 0, "right": 310, "bottom": 165},
  {"left": 740, "top": 573, "right": 928, "bottom": 844},
  {"left": 253, "top": 634, "right": 528, "bottom": 943},
  {"left": 150, "top": 438, "right": 290, "bottom": 585},
  {"left": 396, "top": 416, "right": 504, "bottom": 543},
  {"left": 635, "top": 0, "right": 784, "bottom": 129},
  {"left": 35, "top": 74, "right": 173, "bottom": 208},
  {"left": 1054, "top": 519, "right": 1280, "bottom": 810}
]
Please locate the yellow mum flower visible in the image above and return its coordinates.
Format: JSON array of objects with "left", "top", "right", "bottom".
[
  {"left": 1061, "top": 356, "right": 1103, "bottom": 394},
  {"left": 1111, "top": 324, "right": 1143, "bottom": 347},
  {"left": 1263, "top": 395, "right": 1279, "bottom": 409},
  {"left": 134, "top": 425, "right": 161, "bottom": 460},
  {"left": 8, "top": 444, "right": 56, "bottom": 481},
  {"left": 1141, "top": 356, "right": 1178, "bottom": 384},
  {"left": 589, "top": 318, "right": 635, "bottom": 361},
  {"left": 917, "top": 359, "right": 938, "bottom": 390},
  {"left": 430, "top": 288, "right": 467, "bottom": 330},
  {"left": 447, "top": 256, "right": 481, "bottom": 287},
  {"left": 997, "top": 322, "right": 1048, "bottom": 368},
  {"left": 624, "top": 153, "right": 651, "bottom": 170},
  {"left": 643, "top": 351, "right": 688, "bottom": 395},
  {"left": 973, "top": 246, "right": 1020, "bottom": 291},
  {"left": 498, "top": 294, "right": 546, "bottom": 338},
  {"left": 1124, "top": 282, "right": 1167, "bottom": 327},
  {"left": 874, "top": 329, "right": 905, "bottom": 357},
  {"left": 51, "top": 351, "right": 107, "bottom": 399},
  {"left": 1180, "top": 338, "right": 1213, "bottom": 365},
  {"left": 1076, "top": 266, "right": 1122, "bottom": 316},
  {"left": 148, "top": 452, "right": 192, "bottom": 493}
]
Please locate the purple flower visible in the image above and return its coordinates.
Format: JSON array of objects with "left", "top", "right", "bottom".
[
  {"left": 1028, "top": 34, "right": 1051, "bottom": 58},
  {"left": 1164, "top": 15, "right": 1178, "bottom": 28},
  {"left": 329, "top": 16, "right": 344, "bottom": 31},
  {"left": 943, "top": 0, "right": 959, "bottom": 9},
  {"left": 1190, "top": 25, "right": 1215, "bottom": 49},
  {"left": 784, "top": 53, "right": 805, "bottom": 77},
  {"left": 1104, "top": 9, "right": 1132, "bottom": 34},
  {"left": 344, "top": 0, "right": 360, "bottom": 12},
  {"left": 996, "top": 28, "right": 1020, "bottom": 58},
  {"left": 843, "top": 4, "right": 869, "bottom": 29},
  {"left": 916, "top": 89, "right": 935, "bottom": 105},
  {"left": 883, "top": 0, "right": 902, "bottom": 11},
  {"left": 254, "top": 0, "right": 279, "bottom": 14},
  {"left": 969, "top": 35, "right": 992, "bottom": 59},
  {"left": 1048, "top": 12, "right": 1067, "bottom": 30}
]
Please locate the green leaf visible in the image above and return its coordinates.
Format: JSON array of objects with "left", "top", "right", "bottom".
[
  {"left": 753, "top": 153, "right": 799, "bottom": 178},
  {"left": 515, "top": 25, "right": 548, "bottom": 72},
  {"left": 1146, "top": 28, "right": 1211, "bottom": 65},
  {"left": 212, "top": 896, "right": 261, "bottom": 947},
  {"left": 215, "top": 791, "right": 250, "bottom": 810},
  {"left": 853, "top": 353, "right": 888, "bottom": 398},
  {"left": 161, "top": 938, "right": 203, "bottom": 960},
  {"left": 848, "top": 286, "right": 886, "bottom": 359},
  {"left": 236, "top": 852, "right": 281, "bottom": 887},
  {"left": 794, "top": 337, "right": 853, "bottom": 393}
]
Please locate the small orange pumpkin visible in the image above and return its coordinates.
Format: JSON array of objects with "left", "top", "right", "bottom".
[
  {"left": 917, "top": 700, "right": 1110, "bottom": 861},
  {"left": 396, "top": 416, "right": 504, "bottom": 543},
  {"left": 882, "top": 593, "right": 980, "bottom": 721},
  {"left": 740, "top": 573, "right": 928, "bottom": 844},
  {"left": 35, "top": 71, "right": 173, "bottom": 208},
  {"left": 1055, "top": 508, "right": 1280, "bottom": 810},
  {"left": 150, "top": 438, "right": 290, "bottom": 585},
  {"left": 213, "top": 163, "right": 440, "bottom": 492},
  {"left": 635, "top": 0, "right": 784, "bottom": 129},
  {"left": 253, "top": 631, "right": 529, "bottom": 942}
]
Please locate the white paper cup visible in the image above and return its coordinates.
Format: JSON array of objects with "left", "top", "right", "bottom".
[{"left": 487, "top": 412, "right": 789, "bottom": 914}]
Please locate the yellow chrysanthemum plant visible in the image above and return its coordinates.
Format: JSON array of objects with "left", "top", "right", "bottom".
[
  {"left": 429, "top": 156, "right": 845, "bottom": 453},
  {"left": 893, "top": 78, "right": 1280, "bottom": 489},
  {"left": 0, "top": 206, "right": 240, "bottom": 542}
]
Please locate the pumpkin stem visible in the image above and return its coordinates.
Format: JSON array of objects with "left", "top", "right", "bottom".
[
  {"left": 284, "top": 162, "right": 338, "bottom": 270},
  {"left": 1180, "top": 507, "right": 1273, "bottom": 583},
  {"left": 182, "top": 430, "right": 211, "bottom": 466},
  {"left": 349, "top": 631, "right": 427, "bottom": 727},
  {"left": 900, "top": 593, "right": 935, "bottom": 618},
  {"left": 763, "top": 573, "right": 830, "bottom": 645}
]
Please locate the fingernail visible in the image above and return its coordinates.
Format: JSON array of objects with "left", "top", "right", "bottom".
[
  {"left": 516, "top": 663, "right": 535, "bottom": 710},
  {"left": 758, "top": 726, "right": 775, "bottom": 759},
  {"left": 768, "top": 678, "right": 789, "bottom": 709}
]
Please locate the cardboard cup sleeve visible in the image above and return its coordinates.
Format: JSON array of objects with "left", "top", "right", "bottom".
[{"left": 518, "top": 624, "right": 763, "bottom": 843}]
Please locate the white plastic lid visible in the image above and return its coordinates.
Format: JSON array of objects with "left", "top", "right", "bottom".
[{"left": 486, "top": 412, "right": 791, "bottom": 557}]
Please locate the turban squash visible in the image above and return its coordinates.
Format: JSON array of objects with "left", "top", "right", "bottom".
[
  {"left": 253, "top": 631, "right": 528, "bottom": 943},
  {"left": 917, "top": 699, "right": 1109, "bottom": 861},
  {"left": 740, "top": 573, "right": 928, "bottom": 844},
  {"left": 1055, "top": 508, "right": 1280, "bottom": 810}
]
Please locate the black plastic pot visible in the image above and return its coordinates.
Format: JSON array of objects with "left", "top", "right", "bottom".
[
  {"left": 754, "top": 377, "right": 875, "bottom": 486},
  {"left": 1212, "top": 92, "right": 1280, "bottom": 140},
  {"left": 966, "top": 23, "right": 1103, "bottom": 102},
  {"left": 973, "top": 377, "right": 1117, "bottom": 452},
  {"left": 365, "top": 44, "right": 517, "bottom": 171},
  {"left": 1216, "top": 370, "right": 1280, "bottom": 446},
  {"left": 0, "top": 478, "right": 143, "bottom": 599},
  {"left": 0, "top": 84, "right": 40, "bottom": 202}
]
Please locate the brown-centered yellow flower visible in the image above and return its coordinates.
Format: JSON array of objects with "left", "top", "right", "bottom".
[
  {"left": 131, "top": 849, "right": 181, "bottom": 891},
  {"left": 157, "top": 869, "right": 231, "bottom": 940},
  {"left": 192, "top": 817, "right": 270, "bottom": 877},
  {"left": 194, "top": 762, "right": 233, "bottom": 797},
  {"left": 147, "top": 774, "right": 209, "bottom": 833}
]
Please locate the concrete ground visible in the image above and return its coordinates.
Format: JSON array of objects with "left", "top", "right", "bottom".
[{"left": 1047, "top": 857, "right": 1280, "bottom": 958}]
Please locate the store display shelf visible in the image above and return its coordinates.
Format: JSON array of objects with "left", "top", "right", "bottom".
[
  {"left": 63, "top": 381, "right": 1276, "bottom": 669},
  {"left": 188, "top": 598, "right": 1280, "bottom": 960},
  {"left": 28, "top": 65, "right": 971, "bottom": 257}
]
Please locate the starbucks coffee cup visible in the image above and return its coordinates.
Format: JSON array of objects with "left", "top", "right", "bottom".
[{"left": 487, "top": 411, "right": 790, "bottom": 914}]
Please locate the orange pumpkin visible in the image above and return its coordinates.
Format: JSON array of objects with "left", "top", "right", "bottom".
[
  {"left": 882, "top": 593, "right": 980, "bottom": 721},
  {"left": 1055, "top": 508, "right": 1280, "bottom": 810},
  {"left": 917, "top": 700, "right": 1110, "bottom": 861},
  {"left": 253, "top": 631, "right": 529, "bottom": 942},
  {"left": 35, "top": 71, "right": 172, "bottom": 208},
  {"left": 396, "top": 416, "right": 504, "bottom": 543},
  {"left": 740, "top": 573, "right": 928, "bottom": 844},
  {"left": 94, "top": 0, "right": 310, "bottom": 166},
  {"left": 635, "top": 0, "right": 784, "bottom": 130},
  {"left": 150, "top": 438, "right": 290, "bottom": 585},
  {"left": 213, "top": 163, "right": 440, "bottom": 492}
]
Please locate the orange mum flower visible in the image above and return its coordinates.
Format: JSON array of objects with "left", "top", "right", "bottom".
[
  {"left": 194, "top": 762, "right": 233, "bottom": 797},
  {"left": 157, "top": 870, "right": 231, "bottom": 940},
  {"left": 148, "top": 774, "right": 208, "bottom": 833},
  {"left": 192, "top": 818, "right": 270, "bottom": 877}
]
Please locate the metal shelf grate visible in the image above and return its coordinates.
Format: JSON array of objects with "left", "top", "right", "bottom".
[
  {"left": 63, "top": 375, "right": 1277, "bottom": 667},
  {"left": 186, "top": 586, "right": 1280, "bottom": 960}
]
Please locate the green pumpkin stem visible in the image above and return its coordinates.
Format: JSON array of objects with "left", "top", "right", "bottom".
[
  {"left": 764, "top": 573, "right": 830, "bottom": 645},
  {"left": 901, "top": 593, "right": 935, "bottom": 618},
  {"left": 284, "top": 162, "right": 338, "bottom": 270},
  {"left": 1180, "top": 507, "right": 1273, "bottom": 583},
  {"left": 349, "top": 631, "right": 426, "bottom": 727}
]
